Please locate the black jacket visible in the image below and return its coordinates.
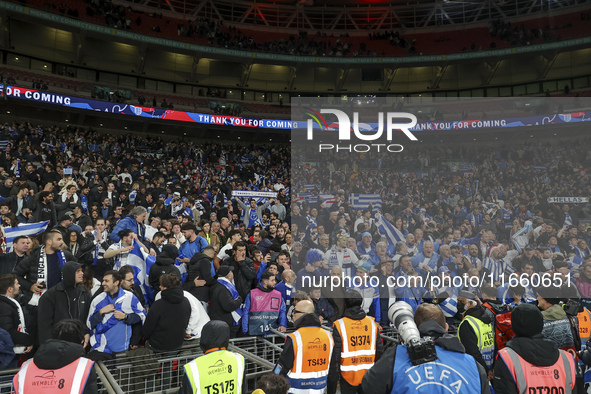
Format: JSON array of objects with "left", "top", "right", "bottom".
[
  {"left": 142, "top": 287, "right": 191, "bottom": 351},
  {"left": 328, "top": 306, "right": 384, "bottom": 394},
  {"left": 13, "top": 246, "right": 76, "bottom": 303},
  {"left": 30, "top": 200, "right": 62, "bottom": 227},
  {"left": 0, "top": 295, "right": 33, "bottom": 347},
  {"left": 184, "top": 252, "right": 216, "bottom": 302},
  {"left": 74, "top": 214, "right": 93, "bottom": 231},
  {"left": 209, "top": 281, "right": 243, "bottom": 328},
  {"left": 458, "top": 305, "right": 494, "bottom": 373},
  {"left": 0, "top": 251, "right": 26, "bottom": 276},
  {"left": 361, "top": 321, "right": 490, "bottom": 394},
  {"left": 223, "top": 257, "right": 255, "bottom": 300},
  {"left": 148, "top": 256, "right": 180, "bottom": 291},
  {"left": 494, "top": 335, "right": 573, "bottom": 394},
  {"left": 33, "top": 339, "right": 98, "bottom": 394},
  {"left": 38, "top": 262, "right": 92, "bottom": 344},
  {"left": 3, "top": 196, "right": 27, "bottom": 215}
]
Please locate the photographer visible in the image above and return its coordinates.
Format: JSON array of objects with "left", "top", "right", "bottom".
[{"left": 361, "top": 303, "right": 489, "bottom": 394}]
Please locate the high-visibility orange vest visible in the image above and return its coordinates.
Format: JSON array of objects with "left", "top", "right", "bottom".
[
  {"left": 286, "top": 326, "right": 334, "bottom": 394},
  {"left": 13, "top": 357, "right": 94, "bottom": 394},
  {"left": 333, "top": 316, "right": 378, "bottom": 386},
  {"left": 498, "top": 347, "right": 575, "bottom": 394},
  {"left": 577, "top": 307, "right": 591, "bottom": 342}
]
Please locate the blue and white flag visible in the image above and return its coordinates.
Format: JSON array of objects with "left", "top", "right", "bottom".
[
  {"left": 4, "top": 221, "right": 49, "bottom": 252},
  {"left": 128, "top": 240, "right": 156, "bottom": 305},
  {"left": 129, "top": 190, "right": 137, "bottom": 205},
  {"left": 375, "top": 213, "right": 405, "bottom": 246},
  {"left": 349, "top": 194, "right": 382, "bottom": 212},
  {"left": 294, "top": 193, "right": 336, "bottom": 208},
  {"left": 302, "top": 184, "right": 320, "bottom": 192}
]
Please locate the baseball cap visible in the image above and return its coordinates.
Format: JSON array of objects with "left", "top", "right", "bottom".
[
  {"left": 217, "top": 265, "right": 234, "bottom": 277},
  {"left": 438, "top": 266, "right": 450, "bottom": 274}
]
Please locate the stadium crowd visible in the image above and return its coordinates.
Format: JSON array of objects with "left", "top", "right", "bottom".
[{"left": 0, "top": 117, "right": 589, "bottom": 393}]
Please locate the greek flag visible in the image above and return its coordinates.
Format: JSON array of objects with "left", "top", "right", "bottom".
[
  {"left": 350, "top": 194, "right": 382, "bottom": 212},
  {"left": 302, "top": 184, "right": 320, "bottom": 192},
  {"left": 511, "top": 220, "right": 532, "bottom": 253},
  {"left": 4, "top": 221, "right": 49, "bottom": 252},
  {"left": 129, "top": 190, "right": 137, "bottom": 204},
  {"left": 0, "top": 141, "right": 10, "bottom": 151},
  {"left": 375, "top": 213, "right": 405, "bottom": 246},
  {"left": 128, "top": 240, "right": 156, "bottom": 305},
  {"left": 295, "top": 193, "right": 336, "bottom": 208}
]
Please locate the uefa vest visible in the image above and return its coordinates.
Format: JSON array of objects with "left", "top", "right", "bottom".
[
  {"left": 247, "top": 288, "right": 283, "bottom": 335},
  {"left": 13, "top": 357, "right": 94, "bottom": 394},
  {"left": 498, "top": 347, "right": 575, "bottom": 394},
  {"left": 458, "top": 315, "right": 495, "bottom": 369},
  {"left": 391, "top": 344, "right": 481, "bottom": 394},
  {"left": 183, "top": 349, "right": 245, "bottom": 394},
  {"left": 577, "top": 308, "right": 591, "bottom": 342},
  {"left": 287, "top": 326, "right": 334, "bottom": 394},
  {"left": 333, "top": 316, "right": 378, "bottom": 386}
]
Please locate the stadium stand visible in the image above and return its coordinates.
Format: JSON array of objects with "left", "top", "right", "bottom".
[{"left": 0, "top": 0, "right": 591, "bottom": 392}]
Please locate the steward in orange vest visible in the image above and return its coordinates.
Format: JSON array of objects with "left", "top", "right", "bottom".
[
  {"left": 13, "top": 319, "right": 97, "bottom": 394},
  {"left": 494, "top": 304, "right": 576, "bottom": 394},
  {"left": 328, "top": 289, "right": 384, "bottom": 394},
  {"left": 274, "top": 300, "right": 334, "bottom": 394}
]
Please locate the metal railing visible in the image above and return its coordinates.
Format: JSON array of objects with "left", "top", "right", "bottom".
[
  {"left": 97, "top": 337, "right": 278, "bottom": 394},
  {"left": 0, "top": 363, "right": 119, "bottom": 394}
]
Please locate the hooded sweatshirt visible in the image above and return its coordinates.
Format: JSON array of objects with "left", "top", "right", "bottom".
[
  {"left": 38, "top": 261, "right": 91, "bottom": 344},
  {"left": 33, "top": 339, "right": 97, "bottom": 394},
  {"left": 184, "top": 252, "right": 216, "bottom": 302},
  {"left": 148, "top": 255, "right": 181, "bottom": 291},
  {"left": 142, "top": 286, "right": 191, "bottom": 351}
]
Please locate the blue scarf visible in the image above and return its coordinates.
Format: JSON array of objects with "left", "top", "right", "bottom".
[
  {"left": 80, "top": 195, "right": 88, "bottom": 212},
  {"left": 129, "top": 190, "right": 137, "bottom": 205},
  {"left": 248, "top": 208, "right": 258, "bottom": 228},
  {"left": 218, "top": 277, "right": 242, "bottom": 324}
]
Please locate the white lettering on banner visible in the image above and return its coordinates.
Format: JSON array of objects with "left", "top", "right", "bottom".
[
  {"left": 5, "top": 87, "right": 72, "bottom": 105},
  {"left": 232, "top": 190, "right": 277, "bottom": 198},
  {"left": 547, "top": 197, "right": 589, "bottom": 204}
]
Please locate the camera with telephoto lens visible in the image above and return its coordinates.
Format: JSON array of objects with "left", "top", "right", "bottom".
[
  {"left": 388, "top": 301, "right": 438, "bottom": 366},
  {"left": 563, "top": 299, "right": 581, "bottom": 316}
]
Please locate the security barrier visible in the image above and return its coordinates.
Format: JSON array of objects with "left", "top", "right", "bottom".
[
  {"left": 0, "top": 363, "right": 118, "bottom": 394},
  {"left": 97, "top": 337, "right": 278, "bottom": 394}
]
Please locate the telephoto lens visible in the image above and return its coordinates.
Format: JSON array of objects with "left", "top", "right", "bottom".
[
  {"left": 388, "top": 301, "right": 438, "bottom": 365},
  {"left": 388, "top": 301, "right": 420, "bottom": 345}
]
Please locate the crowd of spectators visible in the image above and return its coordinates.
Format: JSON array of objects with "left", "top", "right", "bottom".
[{"left": 0, "top": 113, "right": 590, "bottom": 394}]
